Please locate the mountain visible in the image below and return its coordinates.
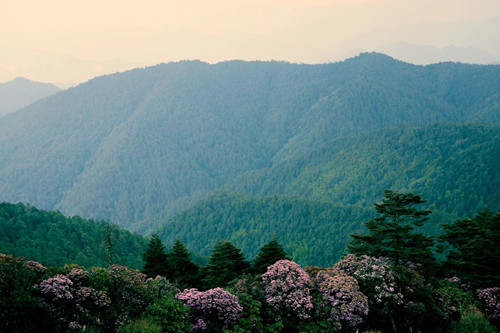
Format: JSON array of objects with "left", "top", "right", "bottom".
[
  {"left": 0, "top": 77, "right": 60, "bottom": 116},
  {"left": 0, "top": 202, "right": 147, "bottom": 268},
  {"left": 0, "top": 46, "right": 139, "bottom": 87},
  {"left": 0, "top": 53, "right": 499, "bottom": 234},
  {"left": 375, "top": 42, "right": 500, "bottom": 65}
]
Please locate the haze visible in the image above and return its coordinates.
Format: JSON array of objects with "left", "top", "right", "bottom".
[{"left": 1, "top": 0, "right": 500, "bottom": 85}]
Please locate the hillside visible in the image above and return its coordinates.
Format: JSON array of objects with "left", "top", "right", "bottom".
[
  {"left": 0, "top": 202, "right": 147, "bottom": 268},
  {"left": 0, "top": 77, "right": 60, "bottom": 116},
  {"left": 157, "top": 191, "right": 374, "bottom": 267},
  {"left": 227, "top": 123, "right": 500, "bottom": 219},
  {"left": 159, "top": 123, "right": 500, "bottom": 266},
  {"left": 0, "top": 53, "right": 499, "bottom": 233}
]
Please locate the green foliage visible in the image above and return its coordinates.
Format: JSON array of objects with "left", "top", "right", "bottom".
[
  {"left": 252, "top": 238, "right": 290, "bottom": 274},
  {"left": 142, "top": 234, "right": 169, "bottom": 278},
  {"left": 0, "top": 254, "right": 52, "bottom": 332},
  {"left": 144, "top": 295, "right": 191, "bottom": 333},
  {"left": 158, "top": 191, "right": 373, "bottom": 267},
  {"left": 449, "top": 306, "right": 498, "bottom": 333},
  {"left": 166, "top": 240, "right": 200, "bottom": 289},
  {"left": 348, "top": 190, "right": 437, "bottom": 272},
  {"left": 440, "top": 208, "right": 500, "bottom": 287},
  {"left": 118, "top": 319, "right": 162, "bottom": 333},
  {"left": 228, "top": 122, "right": 500, "bottom": 224},
  {"left": 0, "top": 202, "right": 147, "bottom": 268},
  {"left": 203, "top": 241, "right": 250, "bottom": 289}
]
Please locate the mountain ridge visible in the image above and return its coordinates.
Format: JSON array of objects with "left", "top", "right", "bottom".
[{"left": 0, "top": 53, "right": 498, "bottom": 233}]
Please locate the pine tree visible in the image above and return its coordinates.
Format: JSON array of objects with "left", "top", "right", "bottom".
[
  {"left": 347, "top": 190, "right": 437, "bottom": 272},
  {"left": 440, "top": 208, "right": 500, "bottom": 287},
  {"left": 167, "top": 240, "right": 200, "bottom": 289},
  {"left": 142, "top": 234, "right": 169, "bottom": 277},
  {"left": 252, "top": 238, "right": 290, "bottom": 274},
  {"left": 203, "top": 241, "right": 250, "bottom": 288}
]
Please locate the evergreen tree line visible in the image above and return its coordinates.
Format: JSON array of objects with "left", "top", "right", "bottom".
[{"left": 143, "top": 236, "right": 289, "bottom": 290}]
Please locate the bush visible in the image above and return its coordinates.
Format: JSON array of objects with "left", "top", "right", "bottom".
[{"left": 144, "top": 295, "right": 191, "bottom": 333}]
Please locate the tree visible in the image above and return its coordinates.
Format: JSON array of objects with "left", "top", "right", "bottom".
[
  {"left": 203, "top": 241, "right": 250, "bottom": 288},
  {"left": 347, "top": 190, "right": 437, "bottom": 271},
  {"left": 142, "top": 234, "right": 169, "bottom": 277},
  {"left": 439, "top": 208, "right": 500, "bottom": 287},
  {"left": 252, "top": 238, "right": 290, "bottom": 274},
  {"left": 167, "top": 240, "right": 200, "bottom": 289}
]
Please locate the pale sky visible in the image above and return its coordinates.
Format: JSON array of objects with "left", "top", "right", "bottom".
[{"left": 1, "top": 0, "right": 500, "bottom": 84}]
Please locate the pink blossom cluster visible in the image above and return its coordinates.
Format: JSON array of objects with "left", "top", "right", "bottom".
[
  {"left": 445, "top": 275, "right": 473, "bottom": 291},
  {"left": 24, "top": 260, "right": 47, "bottom": 274},
  {"left": 334, "top": 254, "right": 403, "bottom": 305},
  {"left": 66, "top": 268, "right": 89, "bottom": 287},
  {"left": 38, "top": 275, "right": 74, "bottom": 301},
  {"left": 176, "top": 287, "right": 243, "bottom": 331},
  {"left": 313, "top": 269, "right": 368, "bottom": 331},
  {"left": 477, "top": 287, "right": 500, "bottom": 324},
  {"left": 261, "top": 259, "right": 314, "bottom": 319},
  {"left": 75, "top": 286, "right": 111, "bottom": 309}
]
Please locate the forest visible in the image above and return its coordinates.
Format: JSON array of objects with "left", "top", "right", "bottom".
[{"left": 1, "top": 191, "right": 499, "bottom": 332}]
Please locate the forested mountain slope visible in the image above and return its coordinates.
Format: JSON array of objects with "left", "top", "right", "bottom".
[
  {"left": 0, "top": 202, "right": 147, "bottom": 268},
  {"left": 227, "top": 123, "right": 500, "bottom": 219},
  {"left": 157, "top": 191, "right": 374, "bottom": 267},
  {"left": 0, "top": 53, "right": 499, "bottom": 232},
  {"left": 158, "top": 123, "right": 499, "bottom": 266}
]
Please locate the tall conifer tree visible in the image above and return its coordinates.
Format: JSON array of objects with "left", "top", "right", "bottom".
[
  {"left": 252, "top": 238, "right": 290, "bottom": 274},
  {"left": 167, "top": 240, "right": 200, "bottom": 289},
  {"left": 347, "top": 190, "right": 437, "bottom": 272},
  {"left": 203, "top": 241, "right": 250, "bottom": 288},
  {"left": 142, "top": 234, "right": 169, "bottom": 277},
  {"left": 440, "top": 208, "right": 500, "bottom": 287}
]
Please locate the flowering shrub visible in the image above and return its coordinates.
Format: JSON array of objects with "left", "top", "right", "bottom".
[
  {"left": 334, "top": 254, "right": 403, "bottom": 305},
  {"left": 176, "top": 287, "right": 243, "bottom": 332},
  {"left": 261, "top": 260, "right": 314, "bottom": 320},
  {"left": 24, "top": 260, "right": 47, "bottom": 274},
  {"left": 477, "top": 287, "right": 500, "bottom": 325},
  {"left": 66, "top": 268, "right": 89, "bottom": 287},
  {"left": 312, "top": 268, "right": 368, "bottom": 331},
  {"left": 38, "top": 275, "right": 74, "bottom": 301}
]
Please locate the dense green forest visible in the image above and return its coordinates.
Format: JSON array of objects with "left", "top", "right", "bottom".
[
  {"left": 0, "top": 202, "right": 147, "bottom": 268},
  {"left": 227, "top": 122, "right": 500, "bottom": 219},
  {"left": 158, "top": 192, "right": 374, "bottom": 267},
  {"left": 0, "top": 53, "right": 499, "bottom": 233}
]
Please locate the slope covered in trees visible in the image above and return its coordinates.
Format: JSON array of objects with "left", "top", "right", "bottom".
[
  {"left": 227, "top": 122, "right": 500, "bottom": 220},
  {"left": 0, "top": 54, "right": 499, "bottom": 232},
  {"left": 0, "top": 202, "right": 147, "bottom": 268},
  {"left": 158, "top": 191, "right": 374, "bottom": 267}
]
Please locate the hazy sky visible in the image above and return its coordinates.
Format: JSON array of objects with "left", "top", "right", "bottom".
[{"left": 1, "top": 0, "right": 500, "bottom": 83}]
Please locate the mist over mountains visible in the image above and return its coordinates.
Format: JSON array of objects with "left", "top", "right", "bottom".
[{"left": 0, "top": 53, "right": 499, "bottom": 243}]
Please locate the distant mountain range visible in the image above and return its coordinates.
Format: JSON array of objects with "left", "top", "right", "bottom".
[
  {"left": 0, "top": 77, "right": 60, "bottom": 117},
  {"left": 374, "top": 42, "right": 500, "bottom": 65},
  {"left": 0, "top": 53, "right": 499, "bottom": 265},
  {"left": 0, "top": 47, "right": 138, "bottom": 87}
]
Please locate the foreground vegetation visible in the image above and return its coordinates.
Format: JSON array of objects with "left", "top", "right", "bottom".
[{"left": 1, "top": 191, "right": 498, "bottom": 332}]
